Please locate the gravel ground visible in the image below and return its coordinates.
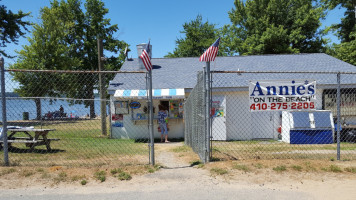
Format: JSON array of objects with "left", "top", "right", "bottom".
[{"left": 1, "top": 142, "right": 356, "bottom": 200}]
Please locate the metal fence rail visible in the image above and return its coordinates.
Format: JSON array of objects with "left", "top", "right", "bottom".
[
  {"left": 209, "top": 71, "right": 356, "bottom": 161},
  {"left": 1, "top": 69, "right": 150, "bottom": 167}
]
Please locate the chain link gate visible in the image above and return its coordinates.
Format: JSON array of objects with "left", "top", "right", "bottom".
[
  {"left": 184, "top": 71, "right": 210, "bottom": 162},
  {"left": 1, "top": 67, "right": 153, "bottom": 167}
]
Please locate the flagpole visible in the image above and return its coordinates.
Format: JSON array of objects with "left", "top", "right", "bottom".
[
  {"left": 200, "top": 37, "right": 220, "bottom": 163},
  {"left": 148, "top": 69, "right": 155, "bottom": 165}
]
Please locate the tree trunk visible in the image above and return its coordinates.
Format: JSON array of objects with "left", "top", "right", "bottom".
[
  {"left": 89, "top": 89, "right": 95, "bottom": 119},
  {"left": 35, "top": 98, "right": 42, "bottom": 120}
]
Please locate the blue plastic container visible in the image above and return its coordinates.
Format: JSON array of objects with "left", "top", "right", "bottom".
[{"left": 290, "top": 129, "right": 333, "bottom": 144}]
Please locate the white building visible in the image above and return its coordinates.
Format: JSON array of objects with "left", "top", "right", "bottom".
[{"left": 108, "top": 46, "right": 356, "bottom": 141}]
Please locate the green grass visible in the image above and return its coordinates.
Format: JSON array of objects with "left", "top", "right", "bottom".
[
  {"left": 80, "top": 179, "right": 87, "bottom": 185},
  {"left": 321, "top": 165, "right": 343, "bottom": 172},
  {"left": 94, "top": 170, "right": 106, "bottom": 182},
  {"left": 345, "top": 167, "right": 356, "bottom": 173},
  {"left": 210, "top": 167, "right": 228, "bottom": 175},
  {"left": 273, "top": 165, "right": 287, "bottom": 172},
  {"left": 329, "top": 165, "right": 342, "bottom": 172},
  {"left": 53, "top": 171, "right": 68, "bottom": 183},
  {"left": 171, "top": 145, "right": 191, "bottom": 153},
  {"left": 233, "top": 164, "right": 250, "bottom": 172},
  {"left": 291, "top": 165, "right": 303, "bottom": 171},
  {"left": 110, "top": 168, "right": 132, "bottom": 180},
  {"left": 117, "top": 171, "right": 132, "bottom": 181},
  {"left": 0, "top": 119, "right": 148, "bottom": 167},
  {"left": 111, "top": 168, "right": 123, "bottom": 175},
  {"left": 211, "top": 140, "right": 356, "bottom": 160},
  {"left": 0, "top": 168, "right": 16, "bottom": 176},
  {"left": 304, "top": 162, "right": 317, "bottom": 172},
  {"left": 20, "top": 170, "right": 35, "bottom": 177},
  {"left": 71, "top": 175, "right": 86, "bottom": 182},
  {"left": 144, "top": 164, "right": 162, "bottom": 173},
  {"left": 190, "top": 160, "right": 203, "bottom": 167},
  {"left": 253, "top": 163, "right": 264, "bottom": 169}
]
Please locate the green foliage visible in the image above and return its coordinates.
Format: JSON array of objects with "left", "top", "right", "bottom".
[
  {"left": 94, "top": 170, "right": 106, "bottom": 182},
  {"left": 110, "top": 168, "right": 132, "bottom": 180},
  {"left": 0, "top": 1, "right": 31, "bottom": 58},
  {"left": 10, "top": 0, "right": 127, "bottom": 118},
  {"left": 117, "top": 171, "right": 132, "bottom": 180},
  {"left": 210, "top": 167, "right": 228, "bottom": 175},
  {"left": 224, "top": 0, "right": 327, "bottom": 55},
  {"left": 54, "top": 171, "right": 68, "bottom": 183},
  {"left": 345, "top": 167, "right": 356, "bottom": 173},
  {"left": 332, "top": 32, "right": 356, "bottom": 66},
  {"left": 110, "top": 168, "right": 123, "bottom": 175},
  {"left": 0, "top": 168, "right": 16, "bottom": 176},
  {"left": 292, "top": 165, "right": 303, "bottom": 171},
  {"left": 166, "top": 15, "right": 220, "bottom": 57},
  {"left": 322, "top": 164, "right": 343, "bottom": 172},
  {"left": 190, "top": 160, "right": 204, "bottom": 168},
  {"left": 323, "top": 1, "right": 355, "bottom": 66},
  {"left": 144, "top": 164, "right": 162, "bottom": 173},
  {"left": 322, "top": 0, "right": 355, "bottom": 43},
  {"left": 80, "top": 179, "right": 87, "bottom": 185},
  {"left": 273, "top": 165, "right": 287, "bottom": 172}
]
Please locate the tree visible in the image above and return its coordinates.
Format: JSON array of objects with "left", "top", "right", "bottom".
[
  {"left": 224, "top": 0, "right": 327, "bottom": 55},
  {"left": 0, "top": 0, "right": 31, "bottom": 58},
  {"left": 10, "top": 0, "right": 81, "bottom": 119},
  {"left": 333, "top": 32, "right": 356, "bottom": 66},
  {"left": 323, "top": 0, "right": 355, "bottom": 66},
  {"left": 69, "top": 0, "right": 127, "bottom": 118},
  {"left": 322, "top": 0, "right": 355, "bottom": 42},
  {"left": 11, "top": 0, "right": 127, "bottom": 119},
  {"left": 166, "top": 15, "right": 220, "bottom": 57}
]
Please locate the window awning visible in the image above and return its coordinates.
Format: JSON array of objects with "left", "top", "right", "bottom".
[{"left": 114, "top": 88, "right": 185, "bottom": 99}]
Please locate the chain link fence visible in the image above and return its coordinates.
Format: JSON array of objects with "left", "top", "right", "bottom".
[
  {"left": 1, "top": 70, "right": 150, "bottom": 167},
  {"left": 210, "top": 71, "right": 356, "bottom": 161},
  {"left": 184, "top": 71, "right": 209, "bottom": 161}
]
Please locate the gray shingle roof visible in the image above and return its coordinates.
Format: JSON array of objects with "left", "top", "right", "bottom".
[{"left": 108, "top": 53, "right": 356, "bottom": 92}]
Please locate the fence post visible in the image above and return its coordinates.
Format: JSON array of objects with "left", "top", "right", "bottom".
[
  {"left": 1, "top": 56, "right": 9, "bottom": 166},
  {"left": 148, "top": 70, "right": 155, "bottom": 165},
  {"left": 336, "top": 72, "right": 341, "bottom": 160},
  {"left": 205, "top": 62, "right": 211, "bottom": 163}
]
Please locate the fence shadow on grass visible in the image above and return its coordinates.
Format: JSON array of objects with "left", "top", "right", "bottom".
[{"left": 7, "top": 146, "right": 65, "bottom": 154}]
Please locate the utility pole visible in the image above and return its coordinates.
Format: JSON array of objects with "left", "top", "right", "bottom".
[{"left": 97, "top": 38, "right": 107, "bottom": 136}]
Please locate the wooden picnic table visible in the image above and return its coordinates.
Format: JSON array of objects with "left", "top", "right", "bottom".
[{"left": 1, "top": 128, "right": 59, "bottom": 151}]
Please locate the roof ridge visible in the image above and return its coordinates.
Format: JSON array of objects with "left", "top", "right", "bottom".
[{"left": 148, "top": 53, "right": 326, "bottom": 60}]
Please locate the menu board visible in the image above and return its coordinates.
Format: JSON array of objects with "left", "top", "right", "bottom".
[{"left": 114, "top": 101, "right": 129, "bottom": 114}]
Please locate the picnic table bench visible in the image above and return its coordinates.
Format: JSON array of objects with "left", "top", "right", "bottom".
[{"left": 0, "top": 128, "right": 59, "bottom": 151}]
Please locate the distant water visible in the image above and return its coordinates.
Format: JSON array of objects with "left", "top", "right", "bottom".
[{"left": 0, "top": 98, "right": 108, "bottom": 121}]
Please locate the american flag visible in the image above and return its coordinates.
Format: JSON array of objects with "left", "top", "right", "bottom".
[
  {"left": 139, "top": 41, "right": 152, "bottom": 71},
  {"left": 199, "top": 37, "right": 220, "bottom": 62}
]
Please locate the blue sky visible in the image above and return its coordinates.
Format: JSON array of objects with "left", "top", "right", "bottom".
[{"left": 3, "top": 0, "right": 346, "bottom": 67}]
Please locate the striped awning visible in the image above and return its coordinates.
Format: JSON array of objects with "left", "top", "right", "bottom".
[{"left": 114, "top": 88, "right": 185, "bottom": 99}]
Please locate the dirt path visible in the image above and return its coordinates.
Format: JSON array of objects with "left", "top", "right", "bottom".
[{"left": 1, "top": 142, "right": 356, "bottom": 200}]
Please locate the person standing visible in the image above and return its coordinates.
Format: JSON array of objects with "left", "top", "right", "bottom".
[
  {"left": 158, "top": 104, "right": 169, "bottom": 143},
  {"left": 59, "top": 105, "right": 64, "bottom": 118}
]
